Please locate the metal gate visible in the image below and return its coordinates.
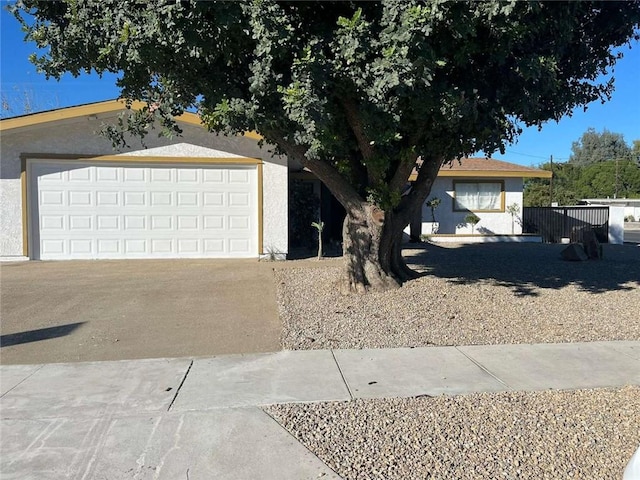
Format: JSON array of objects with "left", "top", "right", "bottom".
[{"left": 522, "top": 206, "right": 609, "bottom": 243}]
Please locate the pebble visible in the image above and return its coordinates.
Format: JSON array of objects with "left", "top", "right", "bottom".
[
  {"left": 269, "top": 243, "right": 640, "bottom": 478},
  {"left": 275, "top": 244, "right": 639, "bottom": 350},
  {"left": 265, "top": 387, "right": 640, "bottom": 479}
]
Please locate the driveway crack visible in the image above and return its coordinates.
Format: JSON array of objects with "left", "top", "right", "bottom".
[{"left": 167, "top": 360, "right": 193, "bottom": 411}]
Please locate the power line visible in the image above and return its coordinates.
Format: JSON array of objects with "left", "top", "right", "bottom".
[{"left": 503, "top": 149, "right": 570, "bottom": 161}]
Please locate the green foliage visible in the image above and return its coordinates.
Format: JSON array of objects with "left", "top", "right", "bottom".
[
  {"left": 464, "top": 213, "right": 481, "bottom": 225},
  {"left": 633, "top": 140, "right": 640, "bottom": 166},
  {"left": 11, "top": 0, "right": 640, "bottom": 227},
  {"left": 464, "top": 213, "right": 481, "bottom": 234},
  {"left": 506, "top": 202, "right": 520, "bottom": 234},
  {"left": 425, "top": 197, "right": 441, "bottom": 222},
  {"left": 575, "top": 159, "right": 640, "bottom": 199},
  {"left": 525, "top": 128, "right": 640, "bottom": 205},
  {"left": 525, "top": 161, "right": 581, "bottom": 206},
  {"left": 569, "top": 128, "right": 632, "bottom": 167}
]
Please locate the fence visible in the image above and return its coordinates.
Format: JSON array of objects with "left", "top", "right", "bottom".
[{"left": 522, "top": 206, "right": 609, "bottom": 243}]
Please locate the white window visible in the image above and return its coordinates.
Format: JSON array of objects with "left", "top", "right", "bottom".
[{"left": 454, "top": 181, "right": 504, "bottom": 211}]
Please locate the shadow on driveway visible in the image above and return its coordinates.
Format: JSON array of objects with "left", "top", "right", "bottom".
[
  {"left": 0, "top": 259, "right": 281, "bottom": 364},
  {"left": 1, "top": 322, "right": 86, "bottom": 347}
]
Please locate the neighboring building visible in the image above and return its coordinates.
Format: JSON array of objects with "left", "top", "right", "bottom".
[
  {"left": 580, "top": 198, "right": 640, "bottom": 221},
  {"left": 0, "top": 100, "right": 288, "bottom": 261},
  {"left": 408, "top": 158, "right": 552, "bottom": 238}
]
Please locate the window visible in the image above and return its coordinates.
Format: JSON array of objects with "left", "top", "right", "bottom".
[{"left": 453, "top": 181, "right": 504, "bottom": 211}]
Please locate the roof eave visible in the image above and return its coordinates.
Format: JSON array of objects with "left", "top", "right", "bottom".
[
  {"left": 408, "top": 170, "right": 552, "bottom": 181},
  {"left": 0, "top": 99, "right": 264, "bottom": 141}
]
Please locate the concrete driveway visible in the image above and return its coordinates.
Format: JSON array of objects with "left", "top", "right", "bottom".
[{"left": 0, "top": 259, "right": 282, "bottom": 364}]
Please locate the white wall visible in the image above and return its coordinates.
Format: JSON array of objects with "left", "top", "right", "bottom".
[
  {"left": 0, "top": 113, "right": 288, "bottom": 258},
  {"left": 420, "top": 177, "right": 524, "bottom": 235},
  {"left": 609, "top": 206, "right": 625, "bottom": 244}
]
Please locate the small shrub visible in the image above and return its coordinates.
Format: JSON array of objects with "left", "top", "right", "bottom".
[
  {"left": 311, "top": 221, "right": 324, "bottom": 260},
  {"left": 464, "top": 213, "right": 481, "bottom": 233},
  {"left": 425, "top": 197, "right": 441, "bottom": 222},
  {"left": 625, "top": 215, "right": 636, "bottom": 223}
]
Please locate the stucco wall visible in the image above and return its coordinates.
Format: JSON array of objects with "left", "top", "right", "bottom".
[
  {"left": 421, "top": 177, "right": 524, "bottom": 235},
  {"left": 0, "top": 113, "right": 288, "bottom": 257}
]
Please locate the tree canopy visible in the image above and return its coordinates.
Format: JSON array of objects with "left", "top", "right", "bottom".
[
  {"left": 525, "top": 129, "right": 640, "bottom": 206},
  {"left": 12, "top": 0, "right": 640, "bottom": 291},
  {"left": 569, "top": 127, "right": 633, "bottom": 167}
]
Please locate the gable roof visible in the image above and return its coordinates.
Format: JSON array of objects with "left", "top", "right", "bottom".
[
  {"left": 409, "top": 157, "right": 552, "bottom": 180},
  {"left": 0, "top": 99, "right": 261, "bottom": 140}
]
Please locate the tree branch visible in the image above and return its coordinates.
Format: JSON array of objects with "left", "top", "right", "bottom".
[
  {"left": 339, "top": 96, "right": 380, "bottom": 188},
  {"left": 394, "top": 154, "right": 444, "bottom": 224},
  {"left": 389, "top": 148, "right": 420, "bottom": 194},
  {"left": 339, "top": 96, "right": 375, "bottom": 161},
  {"left": 266, "top": 131, "right": 364, "bottom": 211}
]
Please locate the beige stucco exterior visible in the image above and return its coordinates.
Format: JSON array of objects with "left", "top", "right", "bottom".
[{"left": 0, "top": 102, "right": 288, "bottom": 259}]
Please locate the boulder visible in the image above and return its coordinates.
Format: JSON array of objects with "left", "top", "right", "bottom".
[
  {"left": 560, "top": 243, "right": 588, "bottom": 261},
  {"left": 582, "top": 230, "right": 603, "bottom": 260}
]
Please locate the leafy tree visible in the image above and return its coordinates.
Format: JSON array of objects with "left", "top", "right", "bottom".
[
  {"left": 525, "top": 155, "right": 640, "bottom": 205},
  {"left": 633, "top": 140, "right": 640, "bottom": 166},
  {"left": 11, "top": 1, "right": 640, "bottom": 293},
  {"left": 576, "top": 160, "right": 640, "bottom": 199},
  {"left": 569, "top": 128, "right": 632, "bottom": 166},
  {"left": 524, "top": 162, "right": 581, "bottom": 206}
]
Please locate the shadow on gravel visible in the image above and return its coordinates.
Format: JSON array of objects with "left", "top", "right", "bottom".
[{"left": 404, "top": 242, "right": 640, "bottom": 296}]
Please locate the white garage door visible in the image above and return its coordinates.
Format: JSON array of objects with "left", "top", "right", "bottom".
[{"left": 29, "top": 161, "right": 258, "bottom": 260}]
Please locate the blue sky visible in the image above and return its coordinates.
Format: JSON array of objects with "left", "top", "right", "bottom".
[{"left": 1, "top": 6, "right": 639, "bottom": 167}]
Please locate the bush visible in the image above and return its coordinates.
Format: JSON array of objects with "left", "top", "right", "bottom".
[{"left": 625, "top": 215, "right": 636, "bottom": 223}]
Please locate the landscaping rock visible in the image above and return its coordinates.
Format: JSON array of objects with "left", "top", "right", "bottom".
[
  {"left": 561, "top": 243, "right": 588, "bottom": 261},
  {"left": 583, "top": 230, "right": 603, "bottom": 260}
]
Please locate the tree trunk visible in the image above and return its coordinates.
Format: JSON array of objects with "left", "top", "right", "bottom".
[
  {"left": 340, "top": 203, "right": 401, "bottom": 294},
  {"left": 339, "top": 201, "right": 424, "bottom": 294},
  {"left": 267, "top": 132, "right": 443, "bottom": 295}
]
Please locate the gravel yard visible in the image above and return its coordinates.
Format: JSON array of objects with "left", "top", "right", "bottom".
[
  {"left": 265, "top": 386, "right": 640, "bottom": 480},
  {"left": 271, "top": 243, "right": 640, "bottom": 479},
  {"left": 276, "top": 243, "right": 640, "bottom": 349}
]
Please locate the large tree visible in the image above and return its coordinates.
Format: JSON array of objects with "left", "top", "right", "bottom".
[
  {"left": 524, "top": 162, "right": 582, "bottom": 207},
  {"left": 12, "top": 0, "right": 640, "bottom": 292},
  {"left": 569, "top": 127, "right": 632, "bottom": 167}
]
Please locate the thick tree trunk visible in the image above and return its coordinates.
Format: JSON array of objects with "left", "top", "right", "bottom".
[
  {"left": 340, "top": 203, "right": 401, "bottom": 294},
  {"left": 268, "top": 131, "right": 443, "bottom": 295},
  {"left": 339, "top": 202, "right": 424, "bottom": 294}
]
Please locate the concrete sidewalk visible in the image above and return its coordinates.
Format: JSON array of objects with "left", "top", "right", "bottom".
[{"left": 1, "top": 341, "right": 639, "bottom": 479}]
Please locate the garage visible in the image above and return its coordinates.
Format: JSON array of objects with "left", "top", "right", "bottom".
[{"left": 27, "top": 159, "right": 260, "bottom": 260}]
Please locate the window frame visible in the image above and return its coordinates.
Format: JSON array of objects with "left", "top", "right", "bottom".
[{"left": 452, "top": 180, "right": 505, "bottom": 212}]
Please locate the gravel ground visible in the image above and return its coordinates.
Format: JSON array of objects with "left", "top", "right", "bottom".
[
  {"left": 276, "top": 243, "right": 640, "bottom": 349},
  {"left": 272, "top": 243, "right": 640, "bottom": 479},
  {"left": 265, "top": 386, "right": 640, "bottom": 480}
]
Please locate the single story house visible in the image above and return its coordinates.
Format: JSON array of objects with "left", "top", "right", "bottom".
[
  {"left": 1, "top": 100, "right": 551, "bottom": 261},
  {"left": 0, "top": 100, "right": 288, "bottom": 261},
  {"left": 407, "top": 158, "right": 552, "bottom": 240}
]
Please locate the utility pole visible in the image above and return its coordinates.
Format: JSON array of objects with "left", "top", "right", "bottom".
[
  {"left": 614, "top": 157, "right": 619, "bottom": 199},
  {"left": 549, "top": 155, "right": 554, "bottom": 206}
]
